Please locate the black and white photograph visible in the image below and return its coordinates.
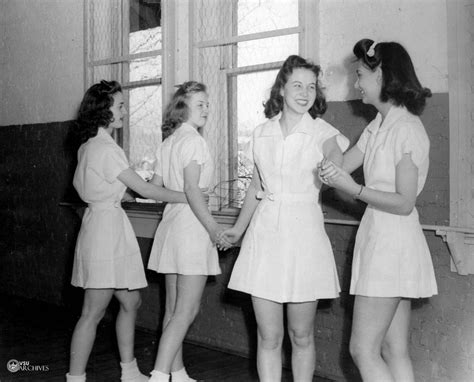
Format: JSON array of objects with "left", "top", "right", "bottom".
[{"left": 0, "top": 0, "right": 473, "bottom": 381}]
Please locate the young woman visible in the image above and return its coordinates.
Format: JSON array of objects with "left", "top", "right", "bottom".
[
  {"left": 319, "top": 39, "right": 438, "bottom": 382},
  {"left": 220, "top": 55, "right": 348, "bottom": 382},
  {"left": 147, "top": 81, "right": 227, "bottom": 382},
  {"left": 68, "top": 80, "right": 188, "bottom": 382}
]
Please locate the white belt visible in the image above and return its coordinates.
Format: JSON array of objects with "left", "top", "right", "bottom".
[
  {"left": 88, "top": 200, "right": 121, "bottom": 210},
  {"left": 256, "top": 191, "right": 318, "bottom": 203}
]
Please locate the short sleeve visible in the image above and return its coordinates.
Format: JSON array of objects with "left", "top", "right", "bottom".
[
  {"left": 317, "top": 119, "right": 350, "bottom": 153},
  {"left": 102, "top": 146, "right": 129, "bottom": 183},
  {"left": 394, "top": 122, "right": 429, "bottom": 167},
  {"left": 153, "top": 144, "right": 163, "bottom": 177},
  {"left": 179, "top": 135, "right": 209, "bottom": 168}
]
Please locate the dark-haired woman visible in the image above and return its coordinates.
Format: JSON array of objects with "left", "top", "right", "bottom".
[
  {"left": 147, "top": 81, "right": 226, "bottom": 382},
  {"left": 67, "top": 81, "right": 188, "bottom": 382},
  {"left": 221, "top": 55, "right": 349, "bottom": 381},
  {"left": 320, "top": 40, "right": 438, "bottom": 382}
]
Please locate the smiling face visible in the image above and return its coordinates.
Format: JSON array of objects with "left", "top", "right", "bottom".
[
  {"left": 354, "top": 60, "right": 382, "bottom": 106},
  {"left": 186, "top": 91, "right": 209, "bottom": 129},
  {"left": 281, "top": 68, "right": 317, "bottom": 116},
  {"left": 109, "top": 92, "right": 127, "bottom": 129}
]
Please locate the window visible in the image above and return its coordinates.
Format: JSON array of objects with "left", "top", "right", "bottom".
[
  {"left": 84, "top": 0, "right": 164, "bottom": 180},
  {"left": 84, "top": 0, "right": 316, "bottom": 207},
  {"left": 191, "top": 0, "right": 315, "bottom": 209}
]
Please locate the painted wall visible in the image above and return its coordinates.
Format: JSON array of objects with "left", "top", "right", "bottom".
[
  {"left": 0, "top": 0, "right": 84, "bottom": 125},
  {"left": 319, "top": 0, "right": 448, "bottom": 101}
]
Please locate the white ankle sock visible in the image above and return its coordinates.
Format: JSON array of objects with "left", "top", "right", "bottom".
[
  {"left": 66, "top": 372, "right": 86, "bottom": 382},
  {"left": 149, "top": 369, "right": 170, "bottom": 382},
  {"left": 120, "top": 358, "right": 148, "bottom": 382},
  {"left": 171, "top": 367, "right": 196, "bottom": 382}
]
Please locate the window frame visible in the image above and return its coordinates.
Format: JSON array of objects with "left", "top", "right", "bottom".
[
  {"left": 188, "top": 0, "right": 319, "bottom": 209},
  {"left": 83, "top": 0, "right": 169, "bottom": 159}
]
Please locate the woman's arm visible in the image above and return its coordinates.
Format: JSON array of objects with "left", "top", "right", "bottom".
[
  {"left": 219, "top": 167, "right": 262, "bottom": 248},
  {"left": 322, "top": 136, "right": 343, "bottom": 166},
  {"left": 342, "top": 145, "right": 364, "bottom": 173},
  {"left": 149, "top": 173, "right": 164, "bottom": 187},
  {"left": 320, "top": 154, "right": 418, "bottom": 215},
  {"left": 118, "top": 168, "right": 187, "bottom": 203},
  {"left": 183, "top": 160, "right": 223, "bottom": 243}
]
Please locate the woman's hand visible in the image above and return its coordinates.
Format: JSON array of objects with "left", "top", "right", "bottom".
[
  {"left": 318, "top": 158, "right": 360, "bottom": 195},
  {"left": 200, "top": 187, "right": 210, "bottom": 203},
  {"left": 216, "top": 227, "right": 243, "bottom": 250},
  {"left": 208, "top": 224, "right": 232, "bottom": 250}
]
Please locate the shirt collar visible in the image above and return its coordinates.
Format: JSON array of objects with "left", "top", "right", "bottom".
[
  {"left": 96, "top": 127, "right": 116, "bottom": 143},
  {"left": 178, "top": 122, "right": 200, "bottom": 135},
  {"left": 367, "top": 105, "right": 409, "bottom": 134},
  {"left": 260, "top": 112, "right": 315, "bottom": 137}
]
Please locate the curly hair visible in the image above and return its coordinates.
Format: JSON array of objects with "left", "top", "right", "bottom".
[
  {"left": 353, "top": 39, "right": 432, "bottom": 116},
  {"left": 161, "top": 81, "right": 207, "bottom": 141},
  {"left": 263, "top": 55, "right": 327, "bottom": 119},
  {"left": 76, "top": 80, "right": 122, "bottom": 143}
]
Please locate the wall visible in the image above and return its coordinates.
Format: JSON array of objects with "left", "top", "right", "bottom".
[
  {"left": 319, "top": 0, "right": 448, "bottom": 102},
  {"left": 0, "top": 0, "right": 85, "bottom": 308},
  {"left": 0, "top": 0, "right": 84, "bottom": 125},
  {"left": 0, "top": 1, "right": 473, "bottom": 381}
]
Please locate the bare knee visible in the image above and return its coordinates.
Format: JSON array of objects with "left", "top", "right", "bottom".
[
  {"left": 171, "top": 303, "right": 201, "bottom": 327},
  {"left": 119, "top": 293, "right": 142, "bottom": 313},
  {"left": 381, "top": 339, "right": 409, "bottom": 361},
  {"left": 80, "top": 305, "right": 107, "bottom": 325},
  {"left": 349, "top": 337, "right": 369, "bottom": 364},
  {"left": 258, "top": 327, "right": 284, "bottom": 351},
  {"left": 288, "top": 327, "right": 313, "bottom": 349}
]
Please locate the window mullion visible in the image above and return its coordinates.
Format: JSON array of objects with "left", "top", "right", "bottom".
[{"left": 196, "top": 26, "right": 302, "bottom": 49}]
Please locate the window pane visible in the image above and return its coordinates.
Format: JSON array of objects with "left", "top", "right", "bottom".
[
  {"left": 129, "top": 56, "right": 162, "bottom": 81},
  {"left": 130, "top": 0, "right": 161, "bottom": 34},
  {"left": 129, "top": 25, "right": 162, "bottom": 55},
  {"left": 233, "top": 69, "right": 278, "bottom": 206},
  {"left": 128, "top": 0, "right": 162, "bottom": 182},
  {"left": 238, "top": 0, "right": 299, "bottom": 35},
  {"left": 237, "top": 34, "right": 299, "bottom": 67},
  {"left": 128, "top": 85, "right": 162, "bottom": 179}
]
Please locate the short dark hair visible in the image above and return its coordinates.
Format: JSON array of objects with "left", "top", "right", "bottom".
[
  {"left": 76, "top": 80, "right": 122, "bottom": 143},
  {"left": 161, "top": 81, "right": 207, "bottom": 141},
  {"left": 353, "top": 39, "right": 431, "bottom": 115},
  {"left": 263, "top": 55, "right": 327, "bottom": 119}
]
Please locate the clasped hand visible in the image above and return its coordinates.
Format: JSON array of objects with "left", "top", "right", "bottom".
[
  {"left": 318, "top": 158, "right": 358, "bottom": 194},
  {"left": 215, "top": 227, "right": 242, "bottom": 251}
]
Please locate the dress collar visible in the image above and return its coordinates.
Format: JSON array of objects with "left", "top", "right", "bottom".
[
  {"left": 261, "top": 112, "right": 315, "bottom": 137},
  {"left": 178, "top": 122, "right": 200, "bottom": 135},
  {"left": 367, "top": 105, "right": 409, "bottom": 134},
  {"left": 96, "top": 127, "right": 116, "bottom": 143}
]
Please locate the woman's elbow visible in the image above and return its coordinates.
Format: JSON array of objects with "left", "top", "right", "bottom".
[
  {"left": 183, "top": 184, "right": 199, "bottom": 197},
  {"left": 398, "top": 200, "right": 415, "bottom": 216}
]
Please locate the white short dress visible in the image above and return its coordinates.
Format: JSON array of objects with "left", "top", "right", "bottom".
[
  {"left": 228, "top": 113, "right": 349, "bottom": 303},
  {"left": 350, "top": 106, "right": 438, "bottom": 298},
  {"left": 147, "top": 123, "right": 221, "bottom": 276},
  {"left": 71, "top": 128, "right": 147, "bottom": 290}
]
